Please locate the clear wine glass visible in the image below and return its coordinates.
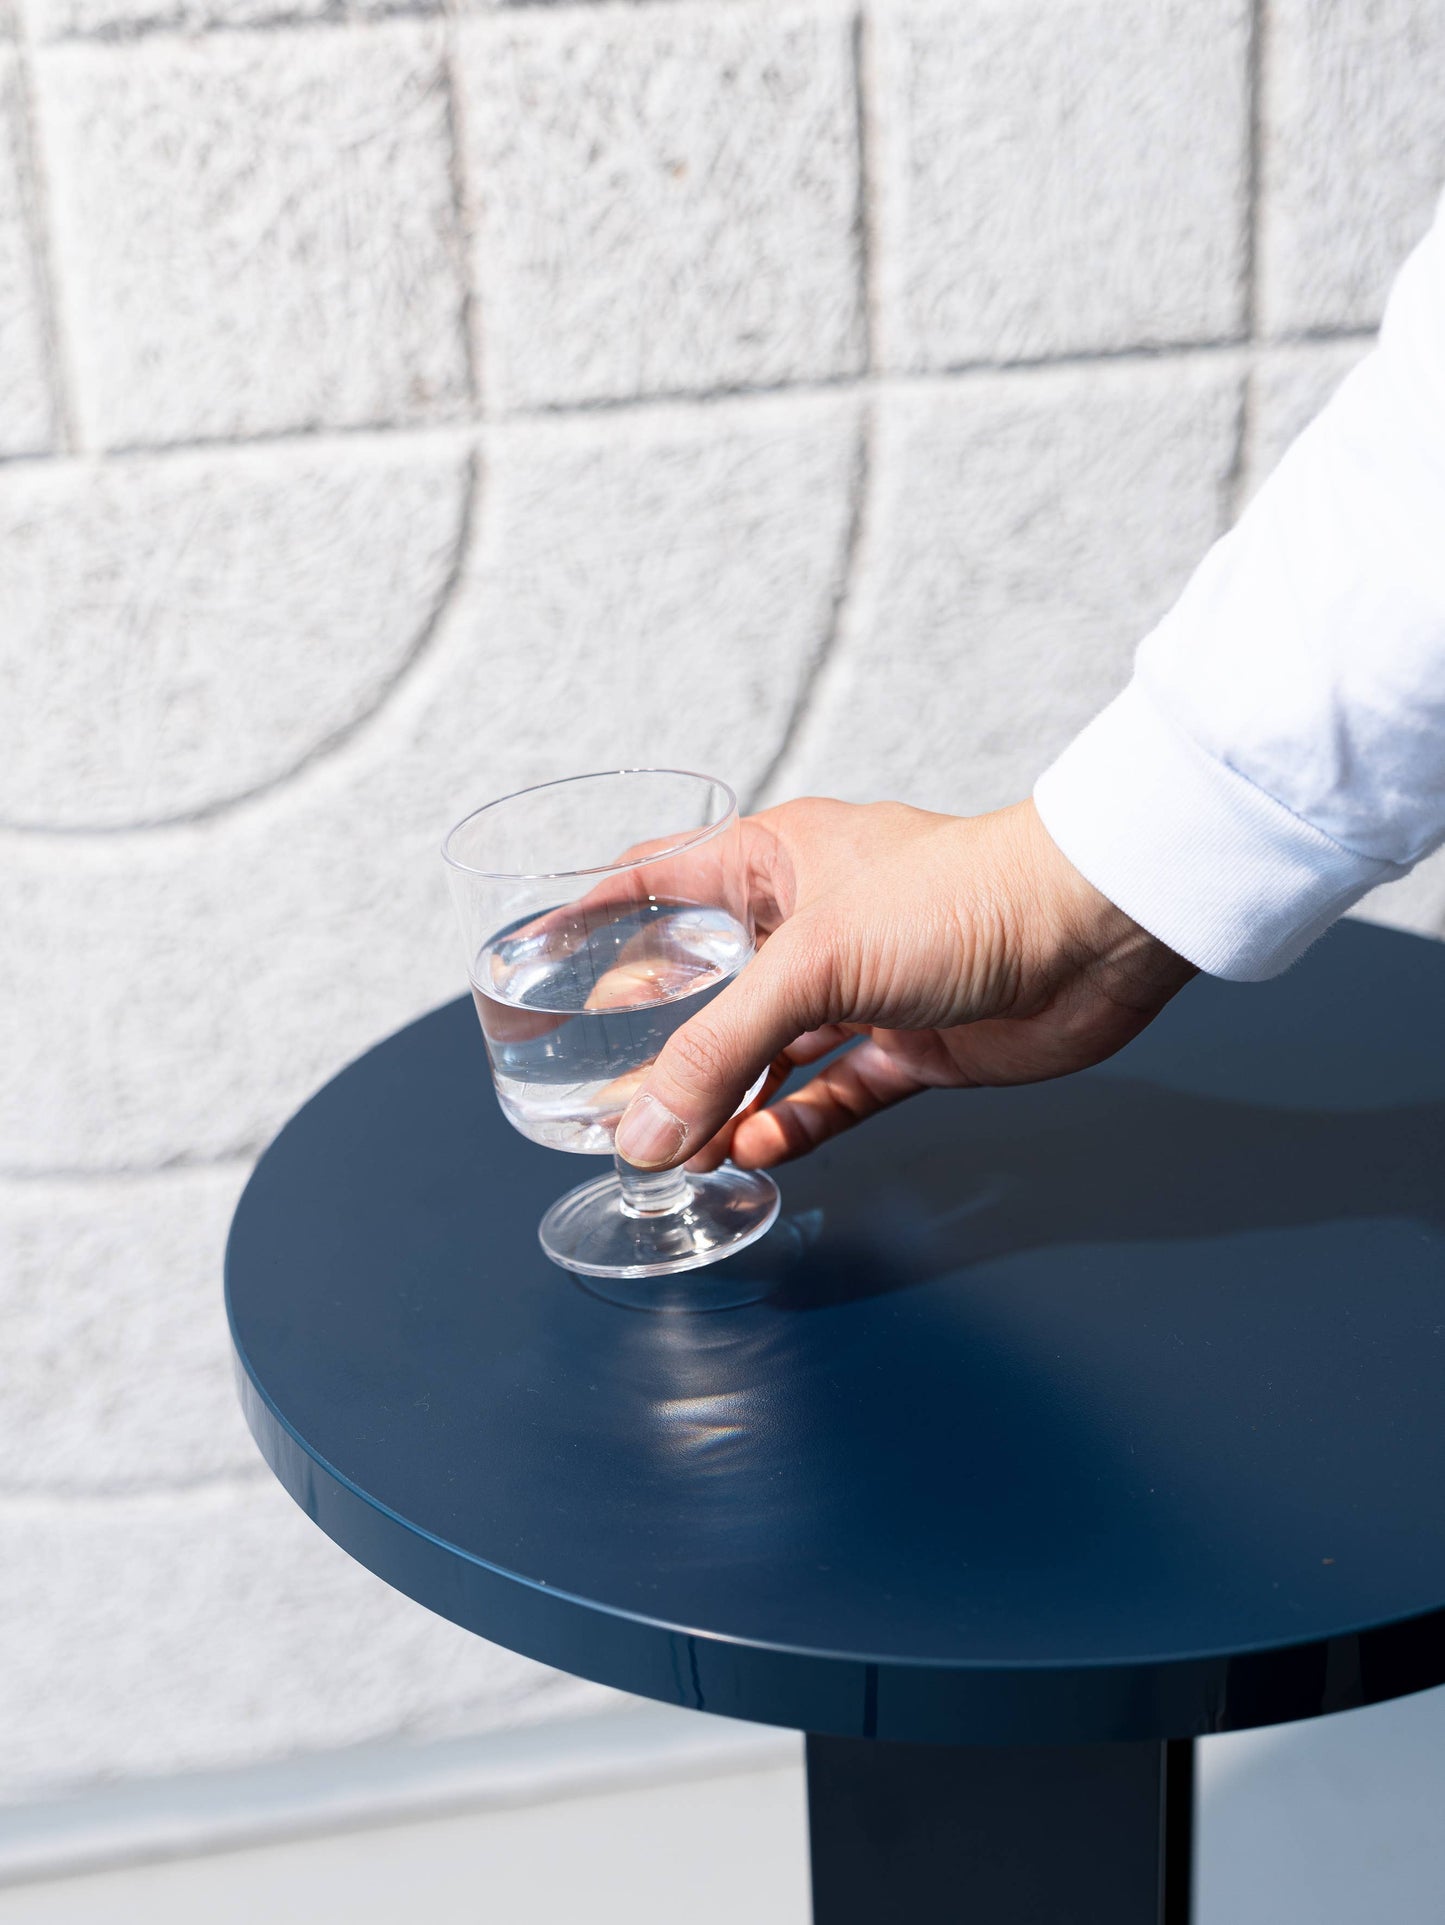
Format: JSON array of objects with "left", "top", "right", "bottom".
[{"left": 442, "top": 770, "right": 781, "bottom": 1285}]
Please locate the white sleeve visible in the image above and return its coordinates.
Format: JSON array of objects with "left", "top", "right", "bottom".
[{"left": 1034, "top": 193, "right": 1445, "bottom": 981}]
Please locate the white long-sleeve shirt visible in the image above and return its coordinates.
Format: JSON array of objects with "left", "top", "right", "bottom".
[{"left": 1034, "top": 194, "right": 1445, "bottom": 980}]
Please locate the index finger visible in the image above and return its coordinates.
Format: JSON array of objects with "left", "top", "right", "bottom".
[{"left": 726, "top": 1040, "right": 927, "bottom": 1168}]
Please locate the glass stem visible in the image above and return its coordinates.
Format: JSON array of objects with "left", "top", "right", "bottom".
[{"left": 614, "top": 1155, "right": 691, "bottom": 1219}]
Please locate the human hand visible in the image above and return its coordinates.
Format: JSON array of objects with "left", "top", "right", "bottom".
[{"left": 612, "top": 797, "right": 1196, "bottom": 1171}]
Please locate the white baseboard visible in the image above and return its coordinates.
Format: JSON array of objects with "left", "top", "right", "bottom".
[{"left": 0, "top": 1705, "right": 800, "bottom": 1890}]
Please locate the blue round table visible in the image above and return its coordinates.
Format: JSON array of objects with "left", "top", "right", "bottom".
[{"left": 227, "top": 919, "right": 1445, "bottom": 1923}]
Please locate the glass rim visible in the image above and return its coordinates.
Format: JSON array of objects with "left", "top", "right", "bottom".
[{"left": 440, "top": 767, "right": 739, "bottom": 883}]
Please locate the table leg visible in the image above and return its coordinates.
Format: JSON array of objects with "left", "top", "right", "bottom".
[{"left": 806, "top": 1733, "right": 1194, "bottom": 1924}]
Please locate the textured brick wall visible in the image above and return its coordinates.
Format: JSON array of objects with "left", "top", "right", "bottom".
[{"left": 1, "top": 0, "right": 1443, "bottom": 1802}]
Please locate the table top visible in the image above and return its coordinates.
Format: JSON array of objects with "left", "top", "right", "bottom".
[{"left": 227, "top": 918, "right": 1445, "bottom": 1746}]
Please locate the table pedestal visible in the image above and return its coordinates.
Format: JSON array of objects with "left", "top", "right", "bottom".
[{"left": 806, "top": 1736, "right": 1194, "bottom": 1923}]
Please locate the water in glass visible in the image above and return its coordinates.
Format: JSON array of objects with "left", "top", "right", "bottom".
[{"left": 472, "top": 897, "right": 751, "bottom": 1153}]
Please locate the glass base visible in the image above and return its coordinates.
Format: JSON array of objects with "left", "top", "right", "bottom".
[{"left": 539, "top": 1163, "right": 781, "bottom": 1287}]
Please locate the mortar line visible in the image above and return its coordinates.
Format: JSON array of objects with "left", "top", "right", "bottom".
[
  {"left": 488, "top": 338, "right": 1254, "bottom": 422},
  {"left": 32, "top": 0, "right": 852, "bottom": 48},
  {"left": 851, "top": 2, "right": 880, "bottom": 375},
  {"left": 0, "top": 330, "right": 1383, "bottom": 480},
  {"left": 1256, "top": 322, "right": 1376, "bottom": 349},
  {"left": 1225, "top": 0, "right": 1267, "bottom": 522},
  {"left": 9, "top": 0, "right": 82, "bottom": 452},
  {"left": 0, "top": 1148, "right": 262, "bottom": 1182},
  {"left": 744, "top": 399, "right": 874, "bottom": 813},
  {"left": 0, "top": 1468, "right": 272, "bottom": 1514},
  {"left": 1243, "top": 0, "right": 1267, "bottom": 342},
  {"left": 0, "top": 417, "right": 481, "bottom": 469},
  {"left": 439, "top": 0, "right": 480, "bottom": 411},
  {"left": 38, "top": 1, "right": 449, "bottom": 46}
]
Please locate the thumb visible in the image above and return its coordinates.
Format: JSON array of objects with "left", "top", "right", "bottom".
[{"left": 614, "top": 931, "right": 820, "bottom": 1169}]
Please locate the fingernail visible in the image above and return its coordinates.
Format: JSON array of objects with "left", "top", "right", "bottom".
[{"left": 615, "top": 1092, "right": 688, "bottom": 1168}]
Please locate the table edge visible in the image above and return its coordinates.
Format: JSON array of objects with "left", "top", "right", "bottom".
[{"left": 227, "top": 1258, "right": 1445, "bottom": 1746}]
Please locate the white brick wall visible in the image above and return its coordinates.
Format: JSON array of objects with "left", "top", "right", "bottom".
[
  {"left": 0, "top": 439, "right": 472, "bottom": 826},
  {"left": 39, "top": 26, "right": 470, "bottom": 446},
  {"left": 460, "top": 3, "right": 866, "bottom": 408},
  {"left": 2, "top": 0, "right": 1442, "bottom": 1811},
  {"left": 772, "top": 357, "right": 1240, "bottom": 812},
  {"left": 0, "top": 1168, "right": 256, "bottom": 1489},
  {"left": 1258, "top": 0, "right": 1445, "bottom": 334},
  {"left": 0, "top": 397, "right": 858, "bottom": 1176},
  {"left": 0, "top": 1481, "right": 613, "bottom": 1799},
  {"left": 867, "top": 0, "right": 1251, "bottom": 369}
]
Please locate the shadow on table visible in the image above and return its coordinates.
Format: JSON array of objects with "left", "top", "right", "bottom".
[
  {"left": 762, "top": 1076, "right": 1445, "bottom": 1311},
  {"left": 592, "top": 1073, "right": 1445, "bottom": 1620}
]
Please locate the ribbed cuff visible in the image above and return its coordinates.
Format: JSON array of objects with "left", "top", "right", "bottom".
[{"left": 1033, "top": 682, "right": 1398, "bottom": 980}]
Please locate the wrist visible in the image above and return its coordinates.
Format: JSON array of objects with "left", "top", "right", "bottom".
[{"left": 1012, "top": 799, "right": 1197, "bottom": 1008}]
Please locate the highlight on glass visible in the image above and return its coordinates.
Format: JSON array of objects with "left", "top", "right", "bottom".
[{"left": 442, "top": 770, "right": 781, "bottom": 1282}]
